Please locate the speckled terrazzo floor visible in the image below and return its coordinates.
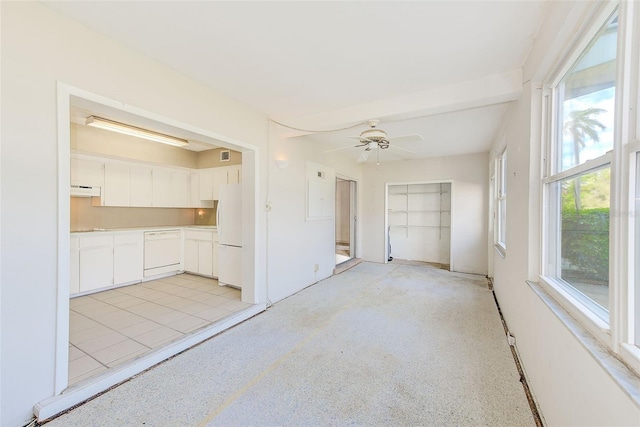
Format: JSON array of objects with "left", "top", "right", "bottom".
[{"left": 44, "top": 262, "right": 535, "bottom": 426}]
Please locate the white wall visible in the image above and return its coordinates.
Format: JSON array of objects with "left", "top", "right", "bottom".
[
  {"left": 0, "top": 3, "right": 269, "bottom": 426},
  {"left": 266, "top": 127, "right": 363, "bottom": 303},
  {"left": 360, "top": 153, "right": 489, "bottom": 275},
  {"left": 489, "top": 1, "right": 640, "bottom": 425}
]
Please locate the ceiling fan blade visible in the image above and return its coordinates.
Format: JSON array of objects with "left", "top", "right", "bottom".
[
  {"left": 387, "top": 144, "right": 416, "bottom": 154},
  {"left": 356, "top": 150, "right": 371, "bottom": 163},
  {"left": 390, "top": 134, "right": 424, "bottom": 143},
  {"left": 325, "top": 144, "right": 366, "bottom": 153}
]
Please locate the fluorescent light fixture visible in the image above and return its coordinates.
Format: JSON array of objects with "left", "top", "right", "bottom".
[{"left": 85, "top": 116, "right": 189, "bottom": 147}]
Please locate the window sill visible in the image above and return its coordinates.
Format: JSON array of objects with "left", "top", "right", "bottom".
[
  {"left": 494, "top": 244, "right": 506, "bottom": 259},
  {"left": 527, "top": 280, "right": 640, "bottom": 409}
]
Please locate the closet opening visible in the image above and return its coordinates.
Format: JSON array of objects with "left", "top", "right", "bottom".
[{"left": 385, "top": 181, "right": 452, "bottom": 270}]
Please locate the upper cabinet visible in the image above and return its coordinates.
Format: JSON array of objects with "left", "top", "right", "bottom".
[
  {"left": 170, "top": 171, "right": 190, "bottom": 208},
  {"left": 151, "top": 168, "right": 172, "bottom": 207},
  {"left": 72, "top": 154, "right": 240, "bottom": 207},
  {"left": 199, "top": 165, "right": 242, "bottom": 201},
  {"left": 71, "top": 158, "right": 104, "bottom": 187},
  {"left": 129, "top": 166, "right": 153, "bottom": 207},
  {"left": 104, "top": 162, "right": 130, "bottom": 206}
]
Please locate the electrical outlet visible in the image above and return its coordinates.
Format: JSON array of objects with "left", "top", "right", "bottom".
[{"left": 314, "top": 263, "right": 319, "bottom": 272}]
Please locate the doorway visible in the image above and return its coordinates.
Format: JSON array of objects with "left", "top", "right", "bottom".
[
  {"left": 385, "top": 181, "right": 452, "bottom": 269},
  {"left": 335, "top": 177, "right": 357, "bottom": 265},
  {"left": 50, "top": 84, "right": 263, "bottom": 416}
]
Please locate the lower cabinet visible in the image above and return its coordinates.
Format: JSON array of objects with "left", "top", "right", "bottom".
[
  {"left": 71, "top": 231, "right": 144, "bottom": 296},
  {"left": 79, "top": 235, "right": 114, "bottom": 293},
  {"left": 114, "top": 233, "right": 144, "bottom": 285},
  {"left": 184, "top": 229, "right": 218, "bottom": 278},
  {"left": 70, "top": 236, "right": 80, "bottom": 295},
  {"left": 70, "top": 228, "right": 216, "bottom": 297}
]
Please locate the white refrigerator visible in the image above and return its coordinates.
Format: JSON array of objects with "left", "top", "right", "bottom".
[{"left": 217, "top": 183, "right": 242, "bottom": 289}]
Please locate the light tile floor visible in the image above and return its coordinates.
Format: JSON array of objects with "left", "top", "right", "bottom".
[{"left": 68, "top": 274, "right": 250, "bottom": 386}]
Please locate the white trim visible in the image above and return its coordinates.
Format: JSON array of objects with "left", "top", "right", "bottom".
[
  {"left": 55, "top": 83, "right": 263, "bottom": 405},
  {"left": 546, "top": 1, "right": 621, "bottom": 87},
  {"left": 539, "top": 275, "right": 611, "bottom": 347},
  {"left": 542, "top": 152, "right": 613, "bottom": 184},
  {"left": 55, "top": 85, "right": 71, "bottom": 395},
  {"left": 384, "top": 180, "right": 455, "bottom": 271},
  {"left": 35, "top": 304, "right": 266, "bottom": 422}
]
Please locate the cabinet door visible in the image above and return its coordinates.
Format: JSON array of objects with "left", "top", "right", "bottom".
[
  {"left": 71, "top": 158, "right": 104, "bottom": 187},
  {"left": 114, "top": 233, "right": 143, "bottom": 285},
  {"left": 198, "top": 170, "right": 213, "bottom": 200},
  {"left": 104, "top": 163, "right": 130, "bottom": 206},
  {"left": 198, "top": 241, "right": 213, "bottom": 276},
  {"left": 184, "top": 239, "right": 199, "bottom": 274},
  {"left": 70, "top": 237, "right": 80, "bottom": 295},
  {"left": 129, "top": 166, "right": 153, "bottom": 207},
  {"left": 212, "top": 169, "right": 228, "bottom": 200},
  {"left": 228, "top": 165, "right": 241, "bottom": 184},
  {"left": 79, "top": 246, "right": 114, "bottom": 292},
  {"left": 171, "top": 171, "right": 190, "bottom": 208},
  {"left": 212, "top": 232, "right": 219, "bottom": 278},
  {"left": 152, "top": 168, "right": 172, "bottom": 207},
  {"left": 190, "top": 173, "right": 200, "bottom": 208}
]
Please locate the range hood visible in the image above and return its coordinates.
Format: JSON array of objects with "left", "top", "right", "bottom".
[{"left": 71, "top": 185, "right": 101, "bottom": 198}]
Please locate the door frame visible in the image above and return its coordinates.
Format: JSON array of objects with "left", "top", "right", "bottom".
[
  {"left": 384, "top": 179, "right": 455, "bottom": 270},
  {"left": 335, "top": 174, "right": 359, "bottom": 263},
  {"left": 50, "top": 83, "right": 264, "bottom": 412}
]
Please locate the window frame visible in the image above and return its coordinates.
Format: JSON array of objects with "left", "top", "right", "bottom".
[
  {"left": 540, "top": 0, "right": 640, "bottom": 373},
  {"left": 495, "top": 148, "right": 507, "bottom": 256},
  {"left": 540, "top": 1, "right": 619, "bottom": 346}
]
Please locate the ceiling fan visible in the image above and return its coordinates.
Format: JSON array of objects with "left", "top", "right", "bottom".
[{"left": 326, "top": 119, "right": 424, "bottom": 163}]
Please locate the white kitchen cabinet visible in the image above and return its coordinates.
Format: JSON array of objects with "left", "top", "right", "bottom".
[
  {"left": 129, "top": 166, "right": 153, "bottom": 207},
  {"left": 171, "top": 171, "right": 190, "bottom": 208},
  {"left": 198, "top": 170, "right": 214, "bottom": 201},
  {"left": 199, "top": 166, "right": 243, "bottom": 201},
  {"left": 197, "top": 241, "right": 213, "bottom": 276},
  {"left": 70, "top": 236, "right": 80, "bottom": 295},
  {"left": 211, "top": 169, "right": 228, "bottom": 200},
  {"left": 212, "top": 231, "right": 219, "bottom": 278},
  {"left": 184, "top": 238, "right": 199, "bottom": 273},
  {"left": 71, "top": 157, "right": 104, "bottom": 187},
  {"left": 104, "top": 162, "right": 130, "bottom": 206},
  {"left": 228, "top": 165, "right": 242, "bottom": 184},
  {"left": 79, "top": 234, "right": 114, "bottom": 293},
  {"left": 152, "top": 168, "right": 172, "bottom": 207},
  {"left": 183, "top": 229, "right": 217, "bottom": 277},
  {"left": 114, "top": 232, "right": 143, "bottom": 285},
  {"left": 189, "top": 173, "right": 210, "bottom": 208}
]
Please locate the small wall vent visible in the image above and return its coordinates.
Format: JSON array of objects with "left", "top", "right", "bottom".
[{"left": 220, "top": 150, "right": 231, "bottom": 162}]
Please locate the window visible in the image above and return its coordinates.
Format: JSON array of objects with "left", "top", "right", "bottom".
[
  {"left": 496, "top": 149, "right": 507, "bottom": 253},
  {"left": 635, "top": 153, "right": 640, "bottom": 345},
  {"left": 543, "top": 10, "right": 618, "bottom": 323}
]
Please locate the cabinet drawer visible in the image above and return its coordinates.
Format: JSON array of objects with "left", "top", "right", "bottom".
[
  {"left": 114, "top": 232, "right": 143, "bottom": 246},
  {"left": 184, "top": 230, "right": 213, "bottom": 241},
  {"left": 80, "top": 234, "right": 113, "bottom": 249}
]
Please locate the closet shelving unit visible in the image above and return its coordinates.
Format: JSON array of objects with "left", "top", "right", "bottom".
[{"left": 388, "top": 183, "right": 451, "bottom": 239}]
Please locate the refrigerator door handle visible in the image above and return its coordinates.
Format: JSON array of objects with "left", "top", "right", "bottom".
[{"left": 217, "top": 201, "right": 221, "bottom": 232}]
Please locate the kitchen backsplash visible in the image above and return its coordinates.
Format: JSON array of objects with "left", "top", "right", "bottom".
[{"left": 71, "top": 197, "right": 216, "bottom": 231}]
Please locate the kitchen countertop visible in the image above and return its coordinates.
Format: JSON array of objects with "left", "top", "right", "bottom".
[{"left": 71, "top": 225, "right": 216, "bottom": 234}]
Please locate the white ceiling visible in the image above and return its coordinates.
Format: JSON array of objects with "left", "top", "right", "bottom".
[{"left": 46, "top": 1, "right": 550, "bottom": 162}]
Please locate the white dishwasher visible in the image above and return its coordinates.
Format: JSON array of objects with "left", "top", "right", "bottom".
[{"left": 144, "top": 229, "right": 181, "bottom": 277}]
